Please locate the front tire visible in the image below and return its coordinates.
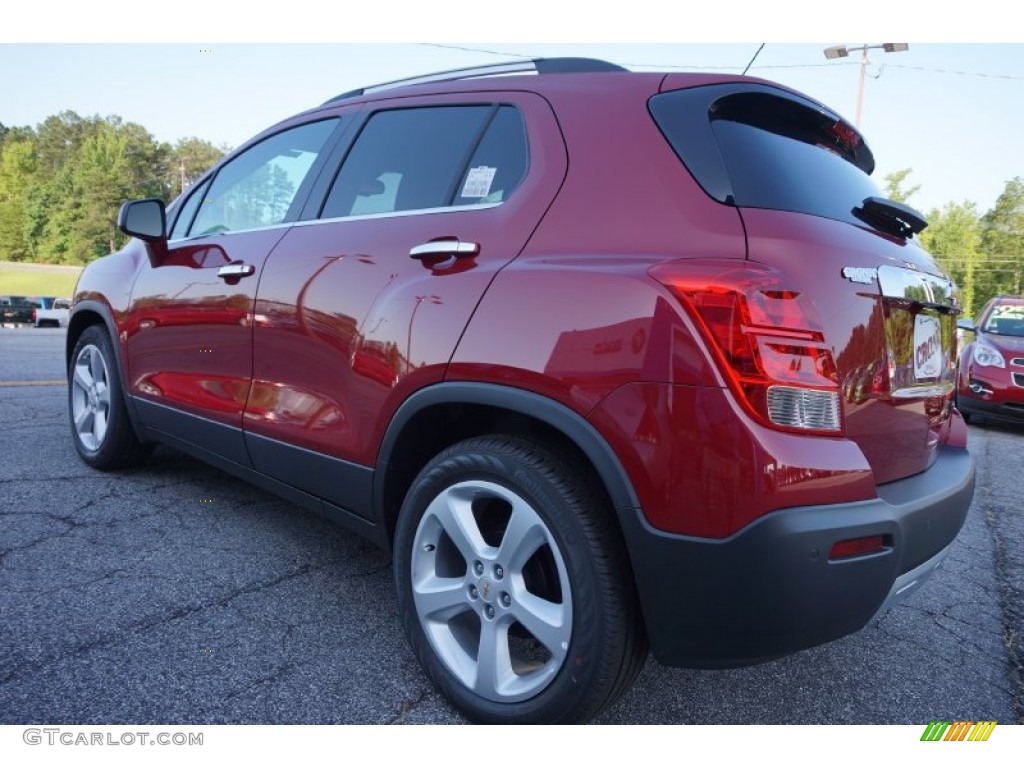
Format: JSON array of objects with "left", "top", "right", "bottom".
[
  {"left": 69, "top": 325, "right": 150, "bottom": 470},
  {"left": 393, "top": 435, "right": 646, "bottom": 724}
]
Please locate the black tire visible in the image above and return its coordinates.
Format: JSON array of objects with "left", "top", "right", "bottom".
[
  {"left": 68, "top": 324, "right": 151, "bottom": 470},
  {"left": 393, "top": 435, "right": 647, "bottom": 724}
]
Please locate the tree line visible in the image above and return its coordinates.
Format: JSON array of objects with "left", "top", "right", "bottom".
[
  {"left": 1, "top": 112, "right": 1022, "bottom": 318},
  {"left": 0, "top": 111, "right": 225, "bottom": 265}
]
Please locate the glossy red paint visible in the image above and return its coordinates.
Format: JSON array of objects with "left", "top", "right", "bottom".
[
  {"left": 589, "top": 382, "right": 876, "bottom": 538},
  {"left": 449, "top": 260, "right": 723, "bottom": 414},
  {"left": 739, "top": 209, "right": 959, "bottom": 484},
  {"left": 126, "top": 229, "right": 287, "bottom": 425},
  {"left": 521, "top": 76, "right": 748, "bottom": 264}
]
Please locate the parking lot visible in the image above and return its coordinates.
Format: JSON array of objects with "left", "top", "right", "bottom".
[{"left": 1, "top": 327, "right": 1021, "bottom": 725}]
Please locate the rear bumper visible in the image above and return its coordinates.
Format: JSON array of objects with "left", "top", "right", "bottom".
[{"left": 621, "top": 444, "right": 975, "bottom": 668}]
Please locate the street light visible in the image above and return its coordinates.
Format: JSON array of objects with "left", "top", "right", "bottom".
[{"left": 823, "top": 43, "right": 909, "bottom": 127}]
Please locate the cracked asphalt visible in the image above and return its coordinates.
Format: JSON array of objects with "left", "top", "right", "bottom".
[{"left": 1, "top": 327, "right": 1021, "bottom": 725}]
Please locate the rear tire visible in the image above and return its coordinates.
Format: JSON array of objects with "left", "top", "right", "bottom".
[
  {"left": 393, "top": 435, "right": 646, "bottom": 724},
  {"left": 69, "top": 325, "right": 151, "bottom": 470}
]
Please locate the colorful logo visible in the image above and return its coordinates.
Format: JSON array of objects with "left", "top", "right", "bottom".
[{"left": 920, "top": 721, "right": 996, "bottom": 741}]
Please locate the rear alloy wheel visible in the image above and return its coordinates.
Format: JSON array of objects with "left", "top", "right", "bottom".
[
  {"left": 394, "top": 435, "right": 646, "bottom": 724},
  {"left": 69, "top": 325, "right": 150, "bottom": 469}
]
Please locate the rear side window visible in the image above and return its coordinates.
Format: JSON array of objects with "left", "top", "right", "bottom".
[
  {"left": 321, "top": 105, "right": 528, "bottom": 219},
  {"left": 650, "top": 87, "right": 883, "bottom": 228}
]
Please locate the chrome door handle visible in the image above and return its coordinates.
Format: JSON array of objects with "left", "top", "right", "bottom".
[
  {"left": 409, "top": 240, "right": 480, "bottom": 260},
  {"left": 218, "top": 263, "right": 255, "bottom": 279}
]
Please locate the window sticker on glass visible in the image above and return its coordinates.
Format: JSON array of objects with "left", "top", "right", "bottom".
[{"left": 461, "top": 166, "right": 497, "bottom": 198}]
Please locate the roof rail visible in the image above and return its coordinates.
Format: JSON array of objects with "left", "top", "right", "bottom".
[{"left": 321, "top": 57, "right": 627, "bottom": 105}]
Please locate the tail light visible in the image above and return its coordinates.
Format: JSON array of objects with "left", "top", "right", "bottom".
[
  {"left": 651, "top": 260, "right": 842, "bottom": 434},
  {"left": 32, "top": 309, "right": 38, "bottom": 323}
]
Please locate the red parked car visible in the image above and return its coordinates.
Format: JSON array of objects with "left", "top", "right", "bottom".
[
  {"left": 66, "top": 58, "right": 975, "bottom": 723},
  {"left": 956, "top": 295, "right": 1024, "bottom": 424}
]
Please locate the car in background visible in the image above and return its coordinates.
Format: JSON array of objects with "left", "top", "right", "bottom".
[
  {"left": 33, "top": 297, "right": 72, "bottom": 328},
  {"left": 1, "top": 295, "right": 52, "bottom": 326},
  {"left": 956, "top": 295, "right": 1024, "bottom": 425}
]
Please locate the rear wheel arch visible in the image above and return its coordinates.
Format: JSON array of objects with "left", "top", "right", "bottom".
[{"left": 375, "top": 383, "right": 642, "bottom": 549}]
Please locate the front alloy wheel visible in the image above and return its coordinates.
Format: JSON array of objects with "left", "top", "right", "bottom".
[
  {"left": 68, "top": 324, "right": 151, "bottom": 470},
  {"left": 71, "top": 343, "right": 113, "bottom": 451}
]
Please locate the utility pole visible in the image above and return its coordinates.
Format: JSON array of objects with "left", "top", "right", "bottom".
[
  {"left": 179, "top": 157, "right": 186, "bottom": 195},
  {"left": 823, "top": 43, "right": 908, "bottom": 127}
]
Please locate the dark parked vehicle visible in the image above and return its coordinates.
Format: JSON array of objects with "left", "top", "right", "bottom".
[
  {"left": 1, "top": 295, "right": 51, "bottom": 325},
  {"left": 956, "top": 295, "right": 1024, "bottom": 424},
  {"left": 66, "top": 58, "right": 975, "bottom": 723}
]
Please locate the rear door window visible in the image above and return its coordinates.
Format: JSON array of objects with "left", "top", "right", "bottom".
[{"left": 321, "top": 105, "right": 528, "bottom": 219}]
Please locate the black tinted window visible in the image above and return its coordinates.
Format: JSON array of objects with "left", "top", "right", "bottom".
[
  {"left": 321, "top": 106, "right": 492, "bottom": 219},
  {"left": 651, "top": 88, "right": 884, "bottom": 227},
  {"left": 711, "top": 117, "right": 881, "bottom": 224}
]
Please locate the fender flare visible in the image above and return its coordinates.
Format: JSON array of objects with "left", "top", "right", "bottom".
[{"left": 374, "top": 381, "right": 642, "bottom": 518}]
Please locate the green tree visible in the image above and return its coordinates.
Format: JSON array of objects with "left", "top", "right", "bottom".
[
  {"left": 883, "top": 168, "right": 920, "bottom": 204},
  {"left": 921, "top": 202, "right": 983, "bottom": 315},
  {"left": 33, "top": 111, "right": 101, "bottom": 175},
  {"left": 0, "top": 139, "right": 38, "bottom": 261},
  {"left": 979, "top": 177, "right": 1024, "bottom": 298},
  {"left": 167, "top": 137, "right": 227, "bottom": 197}
]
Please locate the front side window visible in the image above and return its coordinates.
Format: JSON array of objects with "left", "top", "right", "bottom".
[
  {"left": 169, "top": 178, "right": 211, "bottom": 240},
  {"left": 188, "top": 120, "right": 337, "bottom": 237},
  {"left": 321, "top": 105, "right": 528, "bottom": 219}
]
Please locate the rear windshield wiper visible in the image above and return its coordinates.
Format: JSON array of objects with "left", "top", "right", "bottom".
[{"left": 852, "top": 196, "right": 928, "bottom": 239}]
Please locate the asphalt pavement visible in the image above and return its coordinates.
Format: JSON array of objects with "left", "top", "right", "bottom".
[{"left": 1, "top": 327, "right": 1020, "bottom": 724}]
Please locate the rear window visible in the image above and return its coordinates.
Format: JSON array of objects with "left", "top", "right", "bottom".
[{"left": 650, "top": 86, "right": 883, "bottom": 228}]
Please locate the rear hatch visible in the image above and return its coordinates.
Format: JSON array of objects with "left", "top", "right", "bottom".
[{"left": 650, "top": 82, "right": 960, "bottom": 484}]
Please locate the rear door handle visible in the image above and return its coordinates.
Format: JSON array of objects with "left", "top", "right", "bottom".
[
  {"left": 409, "top": 240, "right": 480, "bottom": 260},
  {"left": 218, "top": 262, "right": 255, "bottom": 279}
]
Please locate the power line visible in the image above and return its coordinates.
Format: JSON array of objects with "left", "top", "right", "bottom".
[
  {"left": 418, "top": 43, "right": 534, "bottom": 59},
  {"left": 887, "top": 63, "right": 1024, "bottom": 81},
  {"left": 417, "top": 44, "right": 1024, "bottom": 80}
]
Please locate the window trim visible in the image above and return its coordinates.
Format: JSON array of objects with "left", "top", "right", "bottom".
[{"left": 295, "top": 201, "right": 502, "bottom": 228}]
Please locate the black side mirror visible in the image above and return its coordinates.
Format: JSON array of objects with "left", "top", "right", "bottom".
[{"left": 118, "top": 199, "right": 167, "bottom": 241}]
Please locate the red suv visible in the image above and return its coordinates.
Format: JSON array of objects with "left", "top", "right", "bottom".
[
  {"left": 956, "top": 295, "right": 1024, "bottom": 424},
  {"left": 67, "top": 58, "right": 975, "bottom": 724}
]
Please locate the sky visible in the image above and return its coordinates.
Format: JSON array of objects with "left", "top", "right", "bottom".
[{"left": 1, "top": 6, "right": 1022, "bottom": 218}]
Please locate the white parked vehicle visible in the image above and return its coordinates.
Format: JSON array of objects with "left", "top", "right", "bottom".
[{"left": 33, "top": 298, "right": 71, "bottom": 328}]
